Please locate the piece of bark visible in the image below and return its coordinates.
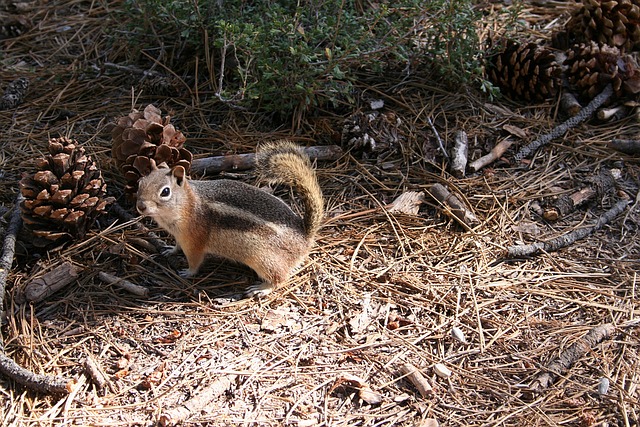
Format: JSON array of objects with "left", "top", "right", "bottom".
[
  {"left": 449, "top": 130, "right": 468, "bottom": 178},
  {"left": 543, "top": 168, "right": 616, "bottom": 221},
  {"left": 530, "top": 323, "right": 616, "bottom": 392},
  {"left": 399, "top": 363, "right": 433, "bottom": 398},
  {"left": 560, "top": 92, "right": 581, "bottom": 116},
  {"left": 608, "top": 139, "right": 640, "bottom": 155},
  {"left": 468, "top": 138, "right": 514, "bottom": 173},
  {"left": 22, "top": 261, "right": 81, "bottom": 303},
  {"left": 386, "top": 191, "right": 426, "bottom": 215},
  {"left": 0, "top": 77, "right": 29, "bottom": 110},
  {"left": 97, "top": 272, "right": 149, "bottom": 297},
  {"left": 507, "top": 198, "right": 630, "bottom": 258},
  {"left": 426, "top": 183, "right": 479, "bottom": 228},
  {"left": 190, "top": 145, "right": 343, "bottom": 176},
  {"left": 514, "top": 84, "right": 613, "bottom": 162},
  {"left": 159, "top": 375, "right": 237, "bottom": 427}
]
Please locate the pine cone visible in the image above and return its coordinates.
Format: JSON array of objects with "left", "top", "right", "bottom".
[
  {"left": 564, "top": 41, "right": 640, "bottom": 101},
  {"left": 111, "top": 104, "right": 192, "bottom": 200},
  {"left": 19, "top": 137, "right": 115, "bottom": 247},
  {"left": 341, "top": 110, "right": 403, "bottom": 158},
  {"left": 0, "top": 77, "right": 29, "bottom": 110},
  {"left": 564, "top": 0, "right": 640, "bottom": 52},
  {"left": 486, "top": 39, "right": 562, "bottom": 102}
]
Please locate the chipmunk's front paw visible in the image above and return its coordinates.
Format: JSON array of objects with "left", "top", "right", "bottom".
[
  {"left": 162, "top": 245, "right": 179, "bottom": 257},
  {"left": 178, "top": 269, "right": 195, "bottom": 278},
  {"left": 245, "top": 281, "right": 274, "bottom": 299}
]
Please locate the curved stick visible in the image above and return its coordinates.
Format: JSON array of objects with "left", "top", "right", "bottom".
[{"left": 0, "top": 193, "right": 72, "bottom": 394}]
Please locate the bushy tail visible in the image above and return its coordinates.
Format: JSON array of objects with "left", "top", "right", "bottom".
[{"left": 256, "top": 140, "right": 323, "bottom": 237}]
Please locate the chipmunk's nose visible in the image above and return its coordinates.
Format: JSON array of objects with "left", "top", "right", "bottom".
[{"left": 136, "top": 200, "right": 147, "bottom": 215}]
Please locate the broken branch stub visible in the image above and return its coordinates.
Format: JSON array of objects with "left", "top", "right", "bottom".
[{"left": 426, "top": 184, "right": 479, "bottom": 228}]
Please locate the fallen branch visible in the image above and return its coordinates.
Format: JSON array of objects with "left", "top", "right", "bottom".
[
  {"left": 159, "top": 374, "right": 237, "bottom": 426},
  {"left": 468, "top": 138, "right": 514, "bottom": 173},
  {"left": 0, "top": 353, "right": 72, "bottom": 394},
  {"left": 507, "top": 198, "right": 630, "bottom": 258},
  {"left": 608, "top": 138, "right": 640, "bottom": 155},
  {"left": 449, "top": 130, "right": 468, "bottom": 178},
  {"left": 0, "top": 194, "right": 72, "bottom": 394},
  {"left": 97, "top": 271, "right": 149, "bottom": 297},
  {"left": 514, "top": 84, "right": 614, "bottom": 162},
  {"left": 530, "top": 323, "right": 616, "bottom": 392},
  {"left": 426, "top": 183, "right": 479, "bottom": 228},
  {"left": 190, "top": 144, "right": 343, "bottom": 176}
]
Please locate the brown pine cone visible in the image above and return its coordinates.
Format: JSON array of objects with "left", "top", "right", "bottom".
[
  {"left": 111, "top": 104, "right": 192, "bottom": 200},
  {"left": 564, "top": 41, "right": 640, "bottom": 100},
  {"left": 19, "top": 137, "right": 115, "bottom": 247},
  {"left": 563, "top": 0, "right": 640, "bottom": 52},
  {"left": 486, "top": 38, "right": 562, "bottom": 102}
]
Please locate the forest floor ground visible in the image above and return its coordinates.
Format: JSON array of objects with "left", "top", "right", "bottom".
[{"left": 0, "top": 1, "right": 639, "bottom": 426}]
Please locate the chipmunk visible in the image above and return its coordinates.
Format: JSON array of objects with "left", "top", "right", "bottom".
[{"left": 135, "top": 140, "right": 324, "bottom": 297}]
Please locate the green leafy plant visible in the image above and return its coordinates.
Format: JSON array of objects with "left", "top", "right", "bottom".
[{"left": 123, "top": 0, "right": 483, "bottom": 121}]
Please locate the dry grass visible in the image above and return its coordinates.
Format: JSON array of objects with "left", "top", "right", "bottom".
[{"left": 1, "top": 1, "right": 639, "bottom": 426}]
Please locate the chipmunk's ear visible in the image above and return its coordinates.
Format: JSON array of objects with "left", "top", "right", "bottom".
[{"left": 172, "top": 165, "right": 186, "bottom": 185}]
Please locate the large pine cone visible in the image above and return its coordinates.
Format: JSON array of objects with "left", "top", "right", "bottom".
[
  {"left": 564, "top": 0, "right": 640, "bottom": 52},
  {"left": 111, "top": 104, "right": 192, "bottom": 200},
  {"left": 486, "top": 39, "right": 562, "bottom": 102},
  {"left": 19, "top": 137, "right": 115, "bottom": 247},
  {"left": 564, "top": 41, "right": 640, "bottom": 100}
]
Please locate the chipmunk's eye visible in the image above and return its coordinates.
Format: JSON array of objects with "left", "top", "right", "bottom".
[{"left": 160, "top": 187, "right": 171, "bottom": 198}]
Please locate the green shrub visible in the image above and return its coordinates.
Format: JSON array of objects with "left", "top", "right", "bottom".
[{"left": 124, "top": 0, "right": 482, "bottom": 119}]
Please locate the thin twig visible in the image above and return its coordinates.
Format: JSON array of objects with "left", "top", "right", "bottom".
[
  {"left": 468, "top": 138, "right": 514, "bottom": 173},
  {"left": 97, "top": 271, "right": 149, "bottom": 297},
  {"left": 514, "top": 84, "right": 614, "bottom": 162},
  {"left": 427, "top": 116, "right": 449, "bottom": 159}
]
